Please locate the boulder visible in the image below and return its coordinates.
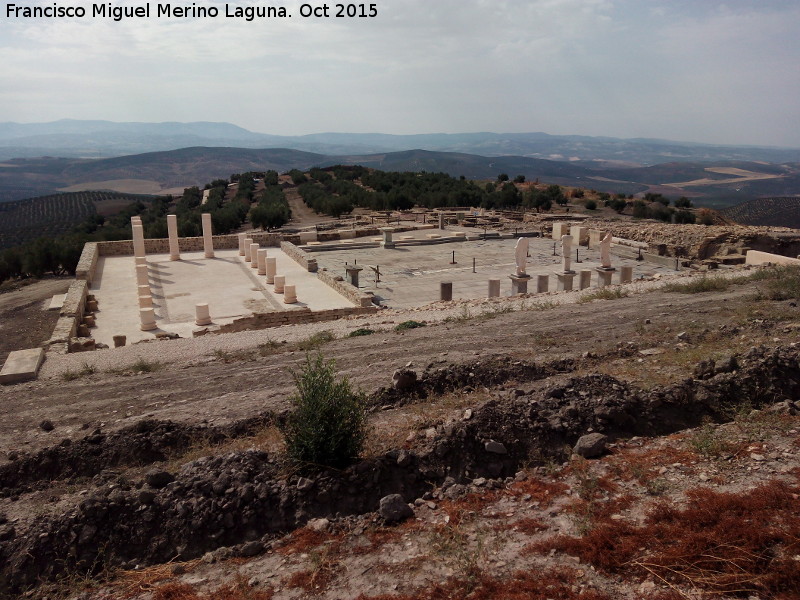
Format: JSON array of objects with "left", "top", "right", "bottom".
[
  {"left": 573, "top": 433, "right": 609, "bottom": 458},
  {"left": 379, "top": 494, "right": 413, "bottom": 523}
]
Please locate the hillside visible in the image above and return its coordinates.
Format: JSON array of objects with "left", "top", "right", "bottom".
[{"left": 722, "top": 196, "right": 800, "bottom": 228}]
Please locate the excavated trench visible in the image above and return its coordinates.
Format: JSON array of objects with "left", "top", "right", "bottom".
[{"left": 2, "top": 346, "right": 799, "bottom": 596}]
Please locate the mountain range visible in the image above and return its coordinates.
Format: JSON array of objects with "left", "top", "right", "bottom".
[{"left": 2, "top": 120, "right": 800, "bottom": 165}]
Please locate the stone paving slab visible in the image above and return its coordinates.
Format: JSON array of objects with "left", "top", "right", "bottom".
[{"left": 0, "top": 347, "right": 45, "bottom": 384}]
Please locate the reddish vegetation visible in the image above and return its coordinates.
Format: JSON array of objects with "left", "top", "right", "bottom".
[
  {"left": 534, "top": 479, "right": 800, "bottom": 598},
  {"left": 274, "top": 526, "right": 341, "bottom": 556},
  {"left": 354, "top": 567, "right": 614, "bottom": 600},
  {"left": 152, "top": 579, "right": 273, "bottom": 600},
  {"left": 507, "top": 516, "right": 547, "bottom": 535},
  {"left": 507, "top": 478, "right": 569, "bottom": 506}
]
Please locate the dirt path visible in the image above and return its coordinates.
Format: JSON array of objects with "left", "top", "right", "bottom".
[
  {"left": 0, "top": 281, "right": 771, "bottom": 457},
  {"left": 283, "top": 185, "right": 336, "bottom": 227},
  {"left": 0, "top": 277, "right": 71, "bottom": 364}
]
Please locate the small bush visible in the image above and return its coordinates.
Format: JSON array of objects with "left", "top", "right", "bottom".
[
  {"left": 584, "top": 199, "right": 597, "bottom": 210},
  {"left": 394, "top": 320, "right": 426, "bottom": 332},
  {"left": 348, "top": 328, "right": 375, "bottom": 337},
  {"left": 283, "top": 353, "right": 367, "bottom": 470},
  {"left": 759, "top": 265, "right": 800, "bottom": 300}
]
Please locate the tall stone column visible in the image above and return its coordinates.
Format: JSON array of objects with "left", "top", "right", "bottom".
[
  {"left": 167, "top": 214, "right": 180, "bottom": 260},
  {"left": 201, "top": 213, "right": 214, "bottom": 258},
  {"left": 132, "top": 223, "right": 146, "bottom": 264}
]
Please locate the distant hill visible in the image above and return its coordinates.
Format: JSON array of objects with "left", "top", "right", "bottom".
[
  {"left": 2, "top": 120, "right": 800, "bottom": 165},
  {"left": 0, "top": 191, "right": 148, "bottom": 249},
  {"left": 1, "top": 146, "right": 799, "bottom": 208},
  {"left": 721, "top": 197, "right": 800, "bottom": 228}
]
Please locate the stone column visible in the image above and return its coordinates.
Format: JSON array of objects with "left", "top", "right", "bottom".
[
  {"left": 537, "top": 274, "right": 549, "bottom": 293},
  {"left": 238, "top": 233, "right": 247, "bottom": 256},
  {"left": 244, "top": 237, "right": 253, "bottom": 262},
  {"left": 201, "top": 213, "right": 214, "bottom": 258},
  {"left": 257, "top": 249, "right": 267, "bottom": 275},
  {"left": 274, "top": 275, "right": 285, "bottom": 294},
  {"left": 132, "top": 223, "right": 146, "bottom": 265},
  {"left": 561, "top": 234, "right": 575, "bottom": 273},
  {"left": 440, "top": 281, "right": 453, "bottom": 301},
  {"left": 579, "top": 270, "right": 592, "bottom": 290},
  {"left": 137, "top": 284, "right": 151, "bottom": 300},
  {"left": 135, "top": 264, "right": 149, "bottom": 286},
  {"left": 195, "top": 303, "right": 212, "bottom": 326},
  {"left": 167, "top": 214, "right": 180, "bottom": 261},
  {"left": 620, "top": 265, "right": 633, "bottom": 284},
  {"left": 266, "top": 257, "right": 277, "bottom": 284},
  {"left": 140, "top": 308, "right": 157, "bottom": 331},
  {"left": 283, "top": 284, "right": 298, "bottom": 304},
  {"left": 250, "top": 243, "right": 260, "bottom": 269},
  {"left": 138, "top": 294, "right": 153, "bottom": 308},
  {"left": 488, "top": 279, "right": 500, "bottom": 298},
  {"left": 570, "top": 225, "right": 589, "bottom": 246},
  {"left": 438, "top": 212, "right": 445, "bottom": 230}
]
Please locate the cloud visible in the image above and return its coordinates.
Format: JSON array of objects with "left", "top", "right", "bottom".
[{"left": 0, "top": 0, "right": 798, "bottom": 145}]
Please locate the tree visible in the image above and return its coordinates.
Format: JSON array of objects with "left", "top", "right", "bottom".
[
  {"left": 585, "top": 199, "right": 597, "bottom": 210},
  {"left": 283, "top": 353, "right": 368, "bottom": 470},
  {"left": 513, "top": 175, "right": 526, "bottom": 183},
  {"left": 675, "top": 196, "right": 693, "bottom": 208},
  {"left": 497, "top": 173, "right": 509, "bottom": 182}
]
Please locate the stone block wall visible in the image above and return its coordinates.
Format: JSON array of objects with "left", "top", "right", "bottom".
[
  {"left": 75, "top": 243, "right": 99, "bottom": 284},
  {"left": 48, "top": 280, "right": 89, "bottom": 352},
  {"left": 96, "top": 233, "right": 282, "bottom": 256},
  {"left": 317, "top": 270, "right": 375, "bottom": 308},
  {"left": 281, "top": 241, "right": 318, "bottom": 272},
  {"left": 745, "top": 250, "right": 800, "bottom": 266}
]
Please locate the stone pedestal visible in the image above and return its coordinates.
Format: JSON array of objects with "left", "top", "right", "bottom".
[
  {"left": 509, "top": 274, "right": 531, "bottom": 295},
  {"left": 596, "top": 269, "right": 613, "bottom": 288},
  {"left": 132, "top": 224, "right": 146, "bottom": 261},
  {"left": 112, "top": 335, "right": 126, "bottom": 348},
  {"left": 579, "top": 270, "right": 592, "bottom": 290},
  {"left": 570, "top": 225, "right": 589, "bottom": 246},
  {"left": 244, "top": 238, "right": 253, "bottom": 262},
  {"left": 488, "top": 279, "right": 500, "bottom": 298},
  {"left": 266, "top": 258, "right": 277, "bottom": 284},
  {"left": 140, "top": 308, "right": 157, "bottom": 331},
  {"left": 137, "top": 285, "right": 151, "bottom": 299},
  {"left": 274, "top": 275, "right": 285, "bottom": 294},
  {"left": 135, "top": 264, "right": 149, "bottom": 286},
  {"left": 138, "top": 295, "right": 153, "bottom": 308},
  {"left": 556, "top": 272, "right": 576, "bottom": 291},
  {"left": 379, "top": 227, "right": 395, "bottom": 249},
  {"left": 257, "top": 249, "right": 267, "bottom": 275},
  {"left": 588, "top": 229, "right": 604, "bottom": 250},
  {"left": 346, "top": 266, "right": 363, "bottom": 287},
  {"left": 440, "top": 281, "right": 453, "bottom": 301},
  {"left": 167, "top": 214, "right": 180, "bottom": 260},
  {"left": 438, "top": 213, "right": 445, "bottom": 230},
  {"left": 195, "top": 303, "right": 212, "bottom": 326},
  {"left": 202, "top": 213, "right": 215, "bottom": 258},
  {"left": 561, "top": 234, "right": 575, "bottom": 273},
  {"left": 250, "top": 243, "right": 260, "bottom": 269},
  {"left": 620, "top": 265, "right": 633, "bottom": 284},
  {"left": 552, "top": 222, "right": 569, "bottom": 240},
  {"left": 135, "top": 256, "right": 147, "bottom": 266},
  {"left": 238, "top": 233, "right": 247, "bottom": 256},
  {"left": 283, "top": 284, "right": 298, "bottom": 304},
  {"left": 87, "top": 299, "right": 98, "bottom": 312},
  {"left": 536, "top": 274, "right": 549, "bottom": 293}
]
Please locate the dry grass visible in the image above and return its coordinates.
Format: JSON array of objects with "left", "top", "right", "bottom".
[
  {"left": 166, "top": 425, "right": 285, "bottom": 470},
  {"left": 532, "top": 479, "right": 800, "bottom": 598},
  {"left": 151, "top": 576, "right": 273, "bottom": 600}
]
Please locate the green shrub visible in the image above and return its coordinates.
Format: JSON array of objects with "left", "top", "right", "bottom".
[
  {"left": 584, "top": 199, "right": 597, "bottom": 210},
  {"left": 283, "top": 353, "right": 367, "bottom": 470},
  {"left": 297, "top": 330, "right": 335, "bottom": 351},
  {"left": 348, "top": 328, "right": 375, "bottom": 337},
  {"left": 394, "top": 320, "right": 426, "bottom": 332},
  {"left": 662, "top": 277, "right": 731, "bottom": 294}
]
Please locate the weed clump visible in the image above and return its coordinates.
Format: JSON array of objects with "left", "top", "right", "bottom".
[
  {"left": 394, "top": 320, "right": 426, "bottom": 332},
  {"left": 283, "top": 353, "right": 367, "bottom": 470},
  {"left": 348, "top": 328, "right": 375, "bottom": 337},
  {"left": 297, "top": 330, "right": 335, "bottom": 351},
  {"left": 662, "top": 277, "right": 731, "bottom": 294}
]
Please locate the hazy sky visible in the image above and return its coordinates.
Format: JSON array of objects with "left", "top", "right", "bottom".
[{"left": 1, "top": 0, "right": 799, "bottom": 146}]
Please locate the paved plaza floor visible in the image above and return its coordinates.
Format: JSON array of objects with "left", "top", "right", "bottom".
[
  {"left": 90, "top": 249, "right": 354, "bottom": 346},
  {"left": 312, "top": 231, "right": 678, "bottom": 309}
]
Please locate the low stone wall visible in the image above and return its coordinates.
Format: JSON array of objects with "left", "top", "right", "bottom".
[
  {"left": 745, "top": 250, "right": 800, "bottom": 266},
  {"left": 204, "top": 306, "right": 377, "bottom": 335},
  {"left": 281, "top": 241, "right": 318, "bottom": 272},
  {"left": 48, "top": 280, "right": 89, "bottom": 352},
  {"left": 75, "top": 243, "right": 99, "bottom": 284},
  {"left": 97, "top": 233, "right": 282, "bottom": 256},
  {"left": 317, "top": 270, "right": 375, "bottom": 308}
]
